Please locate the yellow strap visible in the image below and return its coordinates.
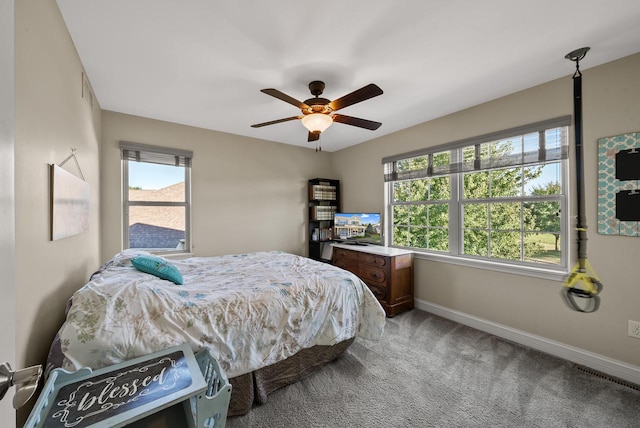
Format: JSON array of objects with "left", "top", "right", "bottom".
[{"left": 563, "top": 259, "right": 601, "bottom": 295}]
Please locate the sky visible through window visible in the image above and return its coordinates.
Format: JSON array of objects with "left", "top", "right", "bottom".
[
  {"left": 525, "top": 162, "right": 561, "bottom": 194},
  {"left": 129, "top": 162, "right": 184, "bottom": 189}
]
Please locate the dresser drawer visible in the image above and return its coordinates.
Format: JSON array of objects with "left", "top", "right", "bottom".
[
  {"left": 333, "top": 258, "right": 358, "bottom": 275},
  {"left": 359, "top": 265, "right": 387, "bottom": 284},
  {"left": 366, "top": 282, "right": 387, "bottom": 300},
  {"left": 359, "top": 253, "right": 387, "bottom": 267},
  {"left": 333, "top": 248, "right": 358, "bottom": 261},
  {"left": 334, "top": 248, "right": 387, "bottom": 267}
]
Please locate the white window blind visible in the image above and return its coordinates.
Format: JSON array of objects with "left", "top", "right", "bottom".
[
  {"left": 383, "top": 116, "right": 571, "bottom": 181},
  {"left": 120, "top": 141, "right": 192, "bottom": 167}
]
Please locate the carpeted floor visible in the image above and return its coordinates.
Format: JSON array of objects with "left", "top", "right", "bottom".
[{"left": 226, "top": 309, "right": 640, "bottom": 428}]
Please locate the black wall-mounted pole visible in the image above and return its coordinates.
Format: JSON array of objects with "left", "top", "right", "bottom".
[
  {"left": 572, "top": 62, "right": 587, "bottom": 268},
  {"left": 561, "top": 47, "right": 603, "bottom": 313}
]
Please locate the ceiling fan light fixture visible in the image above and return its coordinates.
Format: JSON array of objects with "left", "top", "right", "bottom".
[{"left": 301, "top": 113, "right": 333, "bottom": 133}]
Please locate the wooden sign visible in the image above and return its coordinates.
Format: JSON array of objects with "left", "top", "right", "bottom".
[{"left": 26, "top": 344, "right": 206, "bottom": 428}]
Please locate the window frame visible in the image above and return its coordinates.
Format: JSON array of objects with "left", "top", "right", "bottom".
[
  {"left": 383, "top": 117, "right": 571, "bottom": 280},
  {"left": 120, "top": 141, "right": 192, "bottom": 255}
]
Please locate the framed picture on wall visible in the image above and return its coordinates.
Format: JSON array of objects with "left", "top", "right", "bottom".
[{"left": 50, "top": 163, "right": 89, "bottom": 240}]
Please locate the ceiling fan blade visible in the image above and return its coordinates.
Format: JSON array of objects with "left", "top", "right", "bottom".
[
  {"left": 328, "top": 84, "right": 383, "bottom": 112},
  {"left": 332, "top": 114, "right": 382, "bottom": 130},
  {"left": 251, "top": 116, "right": 303, "bottom": 128},
  {"left": 261, "top": 89, "right": 309, "bottom": 109},
  {"left": 308, "top": 131, "right": 320, "bottom": 142}
]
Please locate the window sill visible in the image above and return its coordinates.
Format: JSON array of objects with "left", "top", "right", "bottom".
[
  {"left": 150, "top": 251, "right": 195, "bottom": 260},
  {"left": 406, "top": 249, "right": 569, "bottom": 282}
]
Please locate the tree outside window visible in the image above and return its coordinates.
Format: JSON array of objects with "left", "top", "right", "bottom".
[{"left": 385, "top": 120, "right": 568, "bottom": 270}]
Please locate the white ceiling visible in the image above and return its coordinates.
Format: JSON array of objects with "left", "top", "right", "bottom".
[{"left": 56, "top": 0, "right": 640, "bottom": 152}]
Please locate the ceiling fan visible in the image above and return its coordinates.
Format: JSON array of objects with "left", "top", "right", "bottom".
[{"left": 251, "top": 81, "right": 383, "bottom": 150}]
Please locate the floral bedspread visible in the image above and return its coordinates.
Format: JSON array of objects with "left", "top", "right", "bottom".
[{"left": 53, "top": 250, "right": 386, "bottom": 378}]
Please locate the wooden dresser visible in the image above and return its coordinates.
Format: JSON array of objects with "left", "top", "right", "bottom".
[{"left": 331, "top": 244, "right": 413, "bottom": 317}]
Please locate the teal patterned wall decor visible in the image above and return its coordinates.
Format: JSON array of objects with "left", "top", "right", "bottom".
[{"left": 597, "top": 132, "right": 640, "bottom": 236}]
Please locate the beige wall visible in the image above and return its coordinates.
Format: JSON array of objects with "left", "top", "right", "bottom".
[
  {"left": 0, "top": 0, "right": 16, "bottom": 423},
  {"left": 10, "top": 1, "right": 640, "bottom": 424},
  {"left": 332, "top": 53, "right": 640, "bottom": 367},
  {"left": 101, "top": 111, "right": 333, "bottom": 260},
  {"left": 15, "top": 0, "right": 101, "bottom": 423}
]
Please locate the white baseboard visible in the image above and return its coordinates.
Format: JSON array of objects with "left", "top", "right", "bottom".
[{"left": 415, "top": 298, "right": 640, "bottom": 386}]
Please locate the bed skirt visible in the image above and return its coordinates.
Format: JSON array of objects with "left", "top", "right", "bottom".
[
  {"left": 46, "top": 335, "right": 354, "bottom": 417},
  {"left": 227, "top": 338, "right": 355, "bottom": 416}
]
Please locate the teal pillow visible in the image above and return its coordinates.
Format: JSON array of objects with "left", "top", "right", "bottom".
[{"left": 131, "top": 254, "right": 183, "bottom": 285}]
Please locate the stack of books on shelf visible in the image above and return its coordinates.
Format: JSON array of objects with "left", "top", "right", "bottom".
[
  {"left": 310, "top": 183, "right": 337, "bottom": 201},
  {"left": 311, "top": 205, "right": 337, "bottom": 221},
  {"left": 312, "top": 227, "right": 333, "bottom": 242}
]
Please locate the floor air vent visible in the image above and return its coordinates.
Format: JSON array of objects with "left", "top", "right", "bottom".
[{"left": 574, "top": 364, "right": 640, "bottom": 391}]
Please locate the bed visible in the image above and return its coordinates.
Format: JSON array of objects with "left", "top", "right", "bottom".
[{"left": 46, "top": 249, "right": 386, "bottom": 416}]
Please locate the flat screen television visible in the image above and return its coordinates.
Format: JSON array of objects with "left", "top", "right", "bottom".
[{"left": 333, "top": 212, "right": 382, "bottom": 245}]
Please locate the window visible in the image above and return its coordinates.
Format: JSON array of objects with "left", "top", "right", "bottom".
[
  {"left": 383, "top": 116, "right": 570, "bottom": 273},
  {"left": 120, "top": 141, "right": 192, "bottom": 254}
]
